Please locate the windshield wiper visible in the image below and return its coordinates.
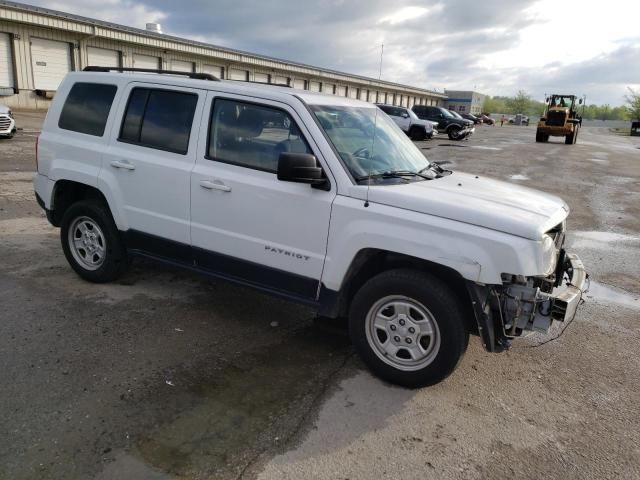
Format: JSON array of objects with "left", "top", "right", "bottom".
[
  {"left": 355, "top": 170, "right": 433, "bottom": 183},
  {"left": 420, "top": 162, "right": 452, "bottom": 177}
]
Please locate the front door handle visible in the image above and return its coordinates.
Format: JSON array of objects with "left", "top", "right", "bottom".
[
  {"left": 110, "top": 160, "right": 136, "bottom": 171},
  {"left": 199, "top": 180, "right": 231, "bottom": 192}
]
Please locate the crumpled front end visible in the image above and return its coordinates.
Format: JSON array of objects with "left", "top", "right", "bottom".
[{"left": 467, "top": 223, "right": 587, "bottom": 352}]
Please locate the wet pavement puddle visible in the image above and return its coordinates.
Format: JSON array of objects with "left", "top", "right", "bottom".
[{"left": 585, "top": 281, "right": 640, "bottom": 310}]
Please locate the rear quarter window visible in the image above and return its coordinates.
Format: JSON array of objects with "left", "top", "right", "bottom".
[{"left": 58, "top": 83, "right": 118, "bottom": 136}]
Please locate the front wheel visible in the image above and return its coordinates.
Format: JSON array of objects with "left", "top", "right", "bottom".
[
  {"left": 348, "top": 269, "right": 469, "bottom": 388},
  {"left": 447, "top": 126, "right": 462, "bottom": 140},
  {"left": 60, "top": 200, "right": 129, "bottom": 283}
]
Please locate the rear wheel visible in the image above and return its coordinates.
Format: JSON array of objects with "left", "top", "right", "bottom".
[
  {"left": 60, "top": 200, "right": 129, "bottom": 283},
  {"left": 348, "top": 269, "right": 469, "bottom": 388}
]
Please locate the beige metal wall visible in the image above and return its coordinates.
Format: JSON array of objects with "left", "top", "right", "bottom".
[{"left": 0, "top": 13, "right": 445, "bottom": 109}]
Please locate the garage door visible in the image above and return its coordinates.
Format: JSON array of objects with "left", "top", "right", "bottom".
[
  {"left": 293, "top": 79, "right": 305, "bottom": 90},
  {"left": 133, "top": 54, "right": 160, "bottom": 70},
  {"left": 170, "top": 60, "right": 193, "bottom": 72},
  {"left": 87, "top": 47, "right": 119, "bottom": 68},
  {"left": 360, "top": 89, "right": 368, "bottom": 101},
  {"left": 337, "top": 86, "right": 347, "bottom": 97},
  {"left": 309, "top": 81, "right": 320, "bottom": 92},
  {"left": 0, "top": 33, "right": 14, "bottom": 92},
  {"left": 229, "top": 68, "right": 248, "bottom": 81},
  {"left": 323, "top": 83, "right": 335, "bottom": 94},
  {"left": 31, "top": 38, "right": 72, "bottom": 91},
  {"left": 254, "top": 72, "right": 269, "bottom": 83},
  {"left": 274, "top": 75, "right": 288, "bottom": 85},
  {"left": 203, "top": 64, "right": 223, "bottom": 79}
]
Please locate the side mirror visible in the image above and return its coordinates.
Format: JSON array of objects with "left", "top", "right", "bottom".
[
  {"left": 546, "top": 97, "right": 549, "bottom": 103},
  {"left": 277, "top": 153, "right": 328, "bottom": 189},
  {"left": 579, "top": 99, "right": 583, "bottom": 105},
  {"left": 438, "top": 113, "right": 444, "bottom": 119},
  {"left": 401, "top": 112, "right": 409, "bottom": 118}
]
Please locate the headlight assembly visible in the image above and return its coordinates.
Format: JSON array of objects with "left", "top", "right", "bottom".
[{"left": 541, "top": 234, "right": 558, "bottom": 276}]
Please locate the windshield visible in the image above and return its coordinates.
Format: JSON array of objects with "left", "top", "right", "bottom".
[
  {"left": 310, "top": 105, "right": 430, "bottom": 180},
  {"left": 550, "top": 96, "right": 574, "bottom": 108},
  {"left": 408, "top": 109, "right": 420, "bottom": 120},
  {"left": 440, "top": 108, "right": 455, "bottom": 118},
  {"left": 449, "top": 110, "right": 463, "bottom": 119}
]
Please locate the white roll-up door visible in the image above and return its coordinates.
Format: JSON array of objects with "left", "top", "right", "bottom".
[
  {"left": 348, "top": 87, "right": 357, "bottom": 99},
  {"left": 229, "top": 68, "right": 248, "bottom": 81},
  {"left": 274, "top": 75, "right": 288, "bottom": 85},
  {"left": 31, "top": 38, "right": 72, "bottom": 91},
  {"left": 293, "top": 79, "right": 305, "bottom": 90},
  {"left": 133, "top": 54, "right": 160, "bottom": 70},
  {"left": 360, "top": 89, "right": 368, "bottom": 101},
  {"left": 170, "top": 60, "right": 193, "bottom": 72},
  {"left": 0, "top": 33, "right": 15, "bottom": 91},
  {"left": 309, "top": 81, "right": 320, "bottom": 92},
  {"left": 323, "top": 83, "right": 335, "bottom": 94},
  {"left": 254, "top": 72, "right": 269, "bottom": 83},
  {"left": 337, "top": 86, "right": 347, "bottom": 97},
  {"left": 203, "top": 64, "right": 223, "bottom": 79},
  {"left": 87, "top": 47, "right": 119, "bottom": 68}
]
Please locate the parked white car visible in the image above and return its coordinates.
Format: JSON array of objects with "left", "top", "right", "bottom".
[
  {"left": 0, "top": 104, "right": 16, "bottom": 138},
  {"left": 34, "top": 68, "right": 586, "bottom": 387},
  {"left": 375, "top": 104, "right": 436, "bottom": 140}
]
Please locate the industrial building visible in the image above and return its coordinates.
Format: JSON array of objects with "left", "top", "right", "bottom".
[
  {"left": 0, "top": 0, "right": 447, "bottom": 110},
  {"left": 444, "top": 90, "right": 487, "bottom": 115}
]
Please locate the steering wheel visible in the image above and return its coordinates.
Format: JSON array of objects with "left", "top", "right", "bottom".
[{"left": 353, "top": 146, "right": 370, "bottom": 158}]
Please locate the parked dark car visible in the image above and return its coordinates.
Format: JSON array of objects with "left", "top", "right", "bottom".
[
  {"left": 479, "top": 113, "right": 495, "bottom": 125},
  {"left": 461, "top": 113, "right": 481, "bottom": 124},
  {"left": 412, "top": 105, "right": 475, "bottom": 140},
  {"left": 631, "top": 121, "right": 640, "bottom": 137}
]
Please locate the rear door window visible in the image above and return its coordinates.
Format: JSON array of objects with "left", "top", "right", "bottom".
[
  {"left": 58, "top": 82, "right": 117, "bottom": 136},
  {"left": 119, "top": 87, "right": 198, "bottom": 154}
]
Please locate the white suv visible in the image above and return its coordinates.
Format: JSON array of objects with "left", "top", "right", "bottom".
[
  {"left": 34, "top": 68, "right": 586, "bottom": 387},
  {"left": 0, "top": 104, "right": 16, "bottom": 138},
  {"left": 375, "top": 104, "right": 436, "bottom": 140}
]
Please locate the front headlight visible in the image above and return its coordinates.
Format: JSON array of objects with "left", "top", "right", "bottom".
[{"left": 541, "top": 234, "right": 557, "bottom": 276}]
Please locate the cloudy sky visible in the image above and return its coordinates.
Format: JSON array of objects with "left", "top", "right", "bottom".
[{"left": 23, "top": 0, "right": 640, "bottom": 105}]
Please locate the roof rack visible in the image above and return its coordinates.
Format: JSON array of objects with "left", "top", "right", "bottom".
[
  {"left": 226, "top": 79, "right": 292, "bottom": 88},
  {"left": 82, "top": 66, "right": 220, "bottom": 81}
]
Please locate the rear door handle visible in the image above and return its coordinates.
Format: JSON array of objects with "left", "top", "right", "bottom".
[
  {"left": 110, "top": 160, "right": 136, "bottom": 171},
  {"left": 199, "top": 180, "right": 231, "bottom": 192}
]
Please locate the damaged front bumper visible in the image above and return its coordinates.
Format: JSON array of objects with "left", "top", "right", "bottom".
[{"left": 467, "top": 252, "right": 587, "bottom": 352}]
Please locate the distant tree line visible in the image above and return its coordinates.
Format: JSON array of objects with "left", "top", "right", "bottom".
[{"left": 482, "top": 89, "right": 639, "bottom": 121}]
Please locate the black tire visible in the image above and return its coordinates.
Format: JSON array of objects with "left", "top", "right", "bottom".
[
  {"left": 565, "top": 126, "right": 578, "bottom": 145},
  {"left": 447, "top": 125, "right": 462, "bottom": 140},
  {"left": 60, "top": 200, "right": 129, "bottom": 283},
  {"left": 409, "top": 126, "right": 426, "bottom": 141},
  {"left": 535, "top": 130, "right": 549, "bottom": 143},
  {"left": 348, "top": 269, "right": 469, "bottom": 388}
]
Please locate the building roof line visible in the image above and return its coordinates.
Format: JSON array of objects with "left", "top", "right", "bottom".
[{"left": 0, "top": 0, "right": 447, "bottom": 97}]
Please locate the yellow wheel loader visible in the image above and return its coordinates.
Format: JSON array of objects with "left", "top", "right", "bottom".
[{"left": 536, "top": 94, "right": 583, "bottom": 145}]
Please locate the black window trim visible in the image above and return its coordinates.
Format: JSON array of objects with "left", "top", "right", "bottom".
[
  {"left": 117, "top": 86, "right": 199, "bottom": 155},
  {"left": 57, "top": 81, "right": 118, "bottom": 137},
  {"left": 204, "top": 96, "right": 317, "bottom": 175}
]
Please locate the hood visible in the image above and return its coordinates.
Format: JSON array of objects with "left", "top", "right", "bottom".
[
  {"left": 368, "top": 172, "right": 569, "bottom": 239},
  {"left": 414, "top": 118, "right": 433, "bottom": 131},
  {"left": 0, "top": 104, "right": 10, "bottom": 114}
]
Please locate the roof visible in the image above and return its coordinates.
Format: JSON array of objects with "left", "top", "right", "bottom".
[
  {"left": 0, "top": 0, "right": 447, "bottom": 98},
  {"left": 65, "top": 70, "right": 376, "bottom": 108}
]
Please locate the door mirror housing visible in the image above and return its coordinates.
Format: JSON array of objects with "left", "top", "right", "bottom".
[
  {"left": 401, "top": 112, "right": 409, "bottom": 118},
  {"left": 579, "top": 99, "right": 583, "bottom": 105},
  {"left": 277, "top": 153, "right": 329, "bottom": 190}
]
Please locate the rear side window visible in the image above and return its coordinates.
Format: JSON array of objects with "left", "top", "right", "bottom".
[
  {"left": 58, "top": 83, "right": 117, "bottom": 136},
  {"left": 119, "top": 88, "right": 198, "bottom": 154}
]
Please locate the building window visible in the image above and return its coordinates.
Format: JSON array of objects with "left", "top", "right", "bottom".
[{"left": 458, "top": 105, "right": 466, "bottom": 112}]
